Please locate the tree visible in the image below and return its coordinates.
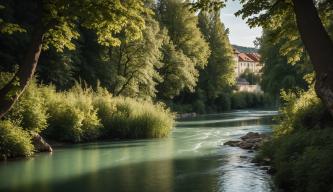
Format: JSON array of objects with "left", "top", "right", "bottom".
[
  {"left": 259, "top": 30, "right": 309, "bottom": 99},
  {"left": 158, "top": 33, "right": 197, "bottom": 99},
  {"left": 104, "top": 13, "right": 163, "bottom": 99},
  {"left": 197, "top": 11, "right": 235, "bottom": 102},
  {"left": 156, "top": 0, "right": 210, "bottom": 99},
  {"left": 0, "top": 0, "right": 148, "bottom": 119}
]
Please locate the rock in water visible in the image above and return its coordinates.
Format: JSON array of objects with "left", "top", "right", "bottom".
[
  {"left": 240, "top": 132, "right": 261, "bottom": 140},
  {"left": 31, "top": 133, "right": 53, "bottom": 152},
  {"left": 223, "top": 132, "right": 271, "bottom": 150},
  {"left": 223, "top": 140, "right": 241, "bottom": 147}
]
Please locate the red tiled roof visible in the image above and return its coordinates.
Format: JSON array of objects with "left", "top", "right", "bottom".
[
  {"left": 238, "top": 53, "right": 254, "bottom": 62},
  {"left": 246, "top": 53, "right": 260, "bottom": 62}
]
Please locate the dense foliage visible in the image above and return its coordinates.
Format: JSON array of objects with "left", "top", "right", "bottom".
[
  {"left": 0, "top": 120, "right": 34, "bottom": 160},
  {"left": 156, "top": 0, "right": 210, "bottom": 99},
  {"left": 246, "top": 1, "right": 333, "bottom": 191},
  {"left": 166, "top": 9, "right": 240, "bottom": 113},
  {"left": 257, "top": 86, "right": 333, "bottom": 192}
]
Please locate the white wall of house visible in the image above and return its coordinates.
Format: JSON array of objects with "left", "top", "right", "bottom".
[{"left": 237, "top": 84, "right": 263, "bottom": 93}]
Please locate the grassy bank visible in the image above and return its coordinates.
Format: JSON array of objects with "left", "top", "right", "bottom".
[
  {"left": 256, "top": 86, "right": 333, "bottom": 191},
  {"left": 0, "top": 78, "right": 174, "bottom": 160}
]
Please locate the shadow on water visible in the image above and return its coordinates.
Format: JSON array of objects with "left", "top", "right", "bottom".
[
  {"left": 0, "top": 153, "right": 273, "bottom": 192},
  {"left": 81, "top": 143, "right": 147, "bottom": 150},
  {"left": 0, "top": 155, "right": 216, "bottom": 192}
]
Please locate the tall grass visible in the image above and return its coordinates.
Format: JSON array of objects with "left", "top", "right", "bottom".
[
  {"left": 42, "top": 85, "right": 103, "bottom": 143},
  {"left": 95, "top": 97, "right": 174, "bottom": 139}
]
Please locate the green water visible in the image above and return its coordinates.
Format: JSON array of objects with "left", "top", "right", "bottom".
[{"left": 0, "top": 110, "right": 277, "bottom": 192}]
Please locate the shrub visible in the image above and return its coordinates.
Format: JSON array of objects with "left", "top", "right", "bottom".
[
  {"left": 96, "top": 97, "right": 174, "bottom": 139},
  {"left": 274, "top": 86, "right": 326, "bottom": 136},
  {"left": 168, "top": 102, "right": 193, "bottom": 114},
  {"left": 42, "top": 85, "right": 102, "bottom": 142},
  {"left": 1, "top": 74, "right": 48, "bottom": 133},
  {"left": 231, "top": 92, "right": 264, "bottom": 109},
  {"left": 0, "top": 121, "right": 34, "bottom": 160},
  {"left": 215, "top": 93, "right": 231, "bottom": 111},
  {"left": 192, "top": 100, "right": 206, "bottom": 114},
  {"left": 258, "top": 129, "right": 333, "bottom": 192},
  {"left": 231, "top": 92, "right": 247, "bottom": 109}
]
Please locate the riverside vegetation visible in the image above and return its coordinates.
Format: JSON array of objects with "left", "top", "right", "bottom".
[
  {"left": 255, "top": 83, "right": 333, "bottom": 192},
  {"left": 0, "top": 74, "right": 174, "bottom": 159},
  {"left": 252, "top": 0, "right": 333, "bottom": 190}
]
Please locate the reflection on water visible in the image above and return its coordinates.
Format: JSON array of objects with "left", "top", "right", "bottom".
[{"left": 0, "top": 110, "right": 276, "bottom": 192}]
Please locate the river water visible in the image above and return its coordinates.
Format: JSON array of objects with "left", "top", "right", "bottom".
[{"left": 0, "top": 110, "right": 277, "bottom": 192}]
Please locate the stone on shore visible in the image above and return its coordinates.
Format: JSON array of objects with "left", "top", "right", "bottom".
[{"left": 31, "top": 132, "right": 53, "bottom": 152}]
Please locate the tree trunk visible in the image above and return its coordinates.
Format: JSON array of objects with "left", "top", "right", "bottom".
[
  {"left": 292, "top": 0, "right": 333, "bottom": 116},
  {"left": 0, "top": 27, "right": 44, "bottom": 119}
]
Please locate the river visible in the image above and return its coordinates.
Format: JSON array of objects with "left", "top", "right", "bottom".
[{"left": 0, "top": 110, "right": 277, "bottom": 192}]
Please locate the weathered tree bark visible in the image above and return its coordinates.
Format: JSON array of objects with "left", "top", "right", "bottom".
[
  {"left": 0, "top": 27, "right": 44, "bottom": 119},
  {"left": 292, "top": 0, "right": 333, "bottom": 116}
]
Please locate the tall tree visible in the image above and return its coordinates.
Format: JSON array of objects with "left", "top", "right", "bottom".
[
  {"left": 259, "top": 30, "right": 309, "bottom": 99},
  {"left": 0, "top": 0, "right": 148, "bottom": 119},
  {"left": 158, "top": 33, "right": 197, "bottom": 99},
  {"left": 156, "top": 0, "right": 210, "bottom": 99},
  {"left": 105, "top": 13, "right": 164, "bottom": 99},
  {"left": 197, "top": 11, "right": 235, "bottom": 102}
]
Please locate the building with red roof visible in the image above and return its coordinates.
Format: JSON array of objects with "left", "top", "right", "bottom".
[{"left": 233, "top": 49, "right": 264, "bottom": 93}]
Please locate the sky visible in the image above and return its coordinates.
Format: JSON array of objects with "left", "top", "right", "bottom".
[{"left": 220, "top": 0, "right": 262, "bottom": 47}]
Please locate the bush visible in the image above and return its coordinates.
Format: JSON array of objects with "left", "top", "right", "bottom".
[
  {"left": 96, "top": 97, "right": 174, "bottom": 139},
  {"left": 192, "top": 100, "right": 206, "bottom": 114},
  {"left": 258, "top": 129, "right": 333, "bottom": 192},
  {"left": 231, "top": 92, "right": 247, "bottom": 109},
  {"left": 42, "top": 85, "right": 102, "bottom": 143},
  {"left": 168, "top": 102, "right": 193, "bottom": 114},
  {"left": 42, "top": 84, "right": 174, "bottom": 142},
  {"left": 1, "top": 74, "right": 48, "bottom": 133},
  {"left": 0, "top": 121, "right": 34, "bottom": 160},
  {"left": 231, "top": 92, "right": 264, "bottom": 109},
  {"left": 215, "top": 93, "right": 231, "bottom": 111},
  {"left": 274, "top": 86, "right": 326, "bottom": 136}
]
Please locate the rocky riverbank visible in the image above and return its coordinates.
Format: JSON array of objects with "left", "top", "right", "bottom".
[
  {"left": 224, "top": 132, "right": 271, "bottom": 150},
  {"left": 224, "top": 132, "right": 275, "bottom": 174}
]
